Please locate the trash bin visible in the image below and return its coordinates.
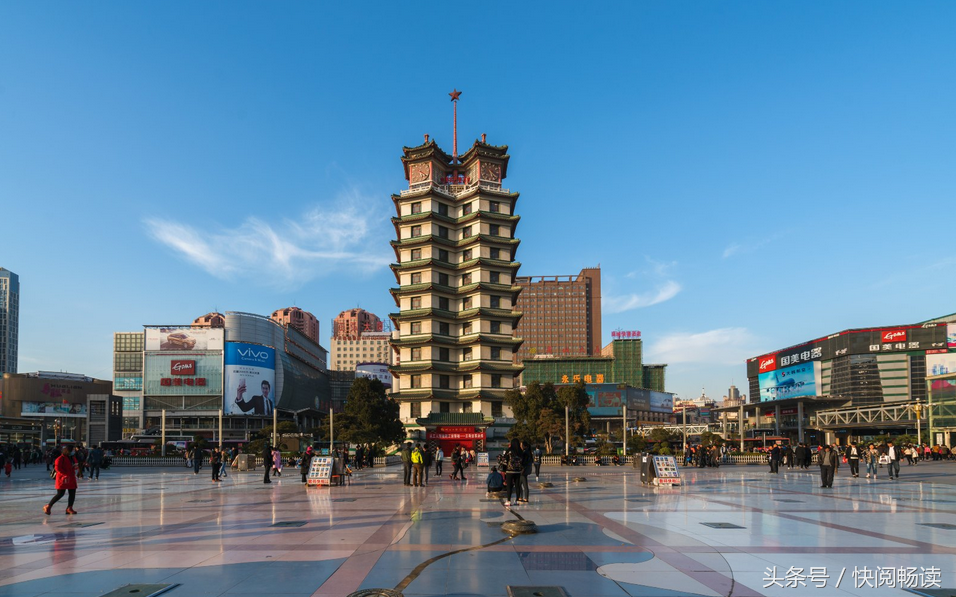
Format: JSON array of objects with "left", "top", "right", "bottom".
[
  {"left": 640, "top": 453, "right": 656, "bottom": 485},
  {"left": 237, "top": 454, "right": 256, "bottom": 471}
]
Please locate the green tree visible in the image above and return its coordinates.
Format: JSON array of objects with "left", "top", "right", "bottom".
[
  {"left": 626, "top": 434, "right": 648, "bottom": 454},
  {"left": 699, "top": 431, "right": 725, "bottom": 447},
  {"left": 557, "top": 381, "right": 591, "bottom": 450},
  {"left": 507, "top": 382, "right": 559, "bottom": 447},
  {"left": 649, "top": 427, "right": 679, "bottom": 455},
  {"left": 335, "top": 377, "right": 404, "bottom": 451}
]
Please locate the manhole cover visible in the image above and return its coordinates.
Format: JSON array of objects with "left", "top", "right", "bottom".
[
  {"left": 480, "top": 498, "right": 502, "bottom": 502},
  {"left": 331, "top": 498, "right": 356, "bottom": 502},
  {"left": 502, "top": 520, "right": 537, "bottom": 535},
  {"left": 60, "top": 522, "right": 104, "bottom": 528},
  {"left": 572, "top": 477, "right": 587, "bottom": 482},
  {"left": 188, "top": 500, "right": 214, "bottom": 503},
  {"left": 626, "top": 498, "right": 650, "bottom": 502},
  {"left": 98, "top": 584, "right": 180, "bottom": 597},
  {"left": 346, "top": 590, "right": 403, "bottom": 597},
  {"left": 519, "top": 551, "right": 596, "bottom": 571},
  {"left": 271, "top": 521, "right": 308, "bottom": 528},
  {"left": 919, "top": 523, "right": 956, "bottom": 530},
  {"left": 507, "top": 587, "right": 570, "bottom": 597},
  {"left": 773, "top": 499, "right": 802, "bottom": 503},
  {"left": 701, "top": 522, "right": 745, "bottom": 529}
]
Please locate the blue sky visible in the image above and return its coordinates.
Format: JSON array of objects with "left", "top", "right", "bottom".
[{"left": 2, "top": 2, "right": 955, "bottom": 401}]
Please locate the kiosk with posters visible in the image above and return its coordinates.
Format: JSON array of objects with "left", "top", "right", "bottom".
[
  {"left": 306, "top": 456, "right": 333, "bottom": 486},
  {"left": 652, "top": 455, "right": 681, "bottom": 486}
]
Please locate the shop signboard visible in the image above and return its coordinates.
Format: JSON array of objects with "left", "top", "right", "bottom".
[
  {"left": 144, "top": 353, "right": 222, "bottom": 396},
  {"left": 21, "top": 402, "right": 87, "bottom": 417},
  {"left": 927, "top": 352, "right": 956, "bottom": 378},
  {"left": 758, "top": 362, "right": 820, "bottom": 402},
  {"left": 145, "top": 328, "right": 224, "bottom": 352},
  {"left": 224, "top": 342, "right": 276, "bottom": 416},
  {"left": 652, "top": 455, "right": 681, "bottom": 485},
  {"left": 425, "top": 426, "right": 485, "bottom": 441}
]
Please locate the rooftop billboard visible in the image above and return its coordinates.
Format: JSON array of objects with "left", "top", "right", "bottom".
[{"left": 145, "top": 328, "right": 224, "bottom": 352}]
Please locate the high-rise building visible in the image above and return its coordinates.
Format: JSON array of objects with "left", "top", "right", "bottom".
[
  {"left": 514, "top": 267, "right": 601, "bottom": 361},
  {"left": 271, "top": 307, "right": 319, "bottom": 343},
  {"left": 0, "top": 268, "right": 19, "bottom": 375},
  {"left": 389, "top": 134, "right": 523, "bottom": 437},
  {"left": 728, "top": 384, "right": 741, "bottom": 402},
  {"left": 332, "top": 308, "right": 383, "bottom": 341},
  {"left": 329, "top": 328, "right": 393, "bottom": 371},
  {"left": 113, "top": 331, "right": 145, "bottom": 435}
]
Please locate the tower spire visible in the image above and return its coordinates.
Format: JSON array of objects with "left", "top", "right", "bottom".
[{"left": 449, "top": 88, "right": 462, "bottom": 162}]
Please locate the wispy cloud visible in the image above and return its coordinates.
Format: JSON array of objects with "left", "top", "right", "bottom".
[
  {"left": 606, "top": 257, "right": 681, "bottom": 313},
  {"left": 604, "top": 280, "right": 681, "bottom": 313},
  {"left": 144, "top": 188, "right": 392, "bottom": 289},
  {"left": 645, "top": 327, "right": 759, "bottom": 366},
  {"left": 722, "top": 233, "right": 785, "bottom": 259}
]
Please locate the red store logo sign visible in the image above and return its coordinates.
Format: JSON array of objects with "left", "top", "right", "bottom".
[
  {"left": 759, "top": 356, "right": 777, "bottom": 373},
  {"left": 170, "top": 360, "right": 196, "bottom": 375},
  {"left": 881, "top": 330, "right": 907, "bottom": 343},
  {"left": 160, "top": 378, "right": 207, "bottom": 387}
]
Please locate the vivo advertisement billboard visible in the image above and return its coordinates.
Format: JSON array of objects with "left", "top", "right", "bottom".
[
  {"left": 224, "top": 342, "right": 276, "bottom": 416},
  {"left": 758, "top": 362, "right": 821, "bottom": 402},
  {"left": 145, "top": 328, "right": 224, "bottom": 352}
]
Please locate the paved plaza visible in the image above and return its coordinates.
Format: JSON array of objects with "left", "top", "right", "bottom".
[{"left": 1, "top": 461, "right": 955, "bottom": 597}]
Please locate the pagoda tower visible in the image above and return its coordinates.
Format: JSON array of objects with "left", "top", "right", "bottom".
[{"left": 389, "top": 122, "right": 524, "bottom": 444}]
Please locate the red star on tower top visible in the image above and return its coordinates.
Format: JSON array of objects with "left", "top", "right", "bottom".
[{"left": 449, "top": 89, "right": 462, "bottom": 101}]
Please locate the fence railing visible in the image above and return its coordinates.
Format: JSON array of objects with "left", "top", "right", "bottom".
[{"left": 108, "top": 454, "right": 405, "bottom": 468}]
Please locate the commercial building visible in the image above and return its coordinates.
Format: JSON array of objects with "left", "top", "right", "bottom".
[
  {"left": 329, "top": 308, "right": 393, "bottom": 371},
  {"left": 0, "top": 268, "right": 19, "bottom": 375},
  {"left": 113, "top": 331, "right": 145, "bottom": 436},
  {"left": 333, "top": 308, "right": 383, "bottom": 341},
  {"left": 271, "top": 307, "right": 320, "bottom": 344},
  {"left": 522, "top": 337, "right": 665, "bottom": 391},
  {"left": 134, "top": 310, "right": 331, "bottom": 441},
  {"left": 0, "top": 371, "right": 114, "bottom": 445},
  {"left": 514, "top": 268, "right": 601, "bottom": 361},
  {"left": 738, "top": 313, "right": 956, "bottom": 445},
  {"left": 388, "top": 134, "right": 524, "bottom": 452}
]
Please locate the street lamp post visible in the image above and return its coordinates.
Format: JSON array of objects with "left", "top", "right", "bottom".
[
  {"left": 565, "top": 405, "right": 570, "bottom": 457},
  {"left": 915, "top": 399, "right": 923, "bottom": 446}
]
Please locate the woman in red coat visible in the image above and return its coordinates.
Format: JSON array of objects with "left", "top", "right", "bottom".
[{"left": 43, "top": 446, "right": 78, "bottom": 515}]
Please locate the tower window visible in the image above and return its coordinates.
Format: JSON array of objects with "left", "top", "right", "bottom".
[
  {"left": 411, "top": 202, "right": 422, "bottom": 214},
  {"left": 410, "top": 225, "right": 422, "bottom": 237}
]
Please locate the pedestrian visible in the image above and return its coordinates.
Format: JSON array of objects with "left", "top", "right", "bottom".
[
  {"left": 435, "top": 446, "right": 444, "bottom": 477},
  {"left": 451, "top": 444, "right": 467, "bottom": 480},
  {"left": 502, "top": 439, "right": 524, "bottom": 507},
  {"left": 533, "top": 445, "right": 542, "bottom": 478},
  {"left": 519, "top": 441, "right": 532, "bottom": 503},
  {"left": 220, "top": 447, "right": 231, "bottom": 479},
  {"left": 864, "top": 443, "right": 879, "bottom": 479},
  {"left": 191, "top": 444, "right": 203, "bottom": 475},
  {"left": 486, "top": 466, "right": 505, "bottom": 492},
  {"left": 272, "top": 447, "right": 283, "bottom": 477},
  {"left": 262, "top": 442, "right": 273, "bottom": 484},
  {"left": 43, "top": 446, "right": 78, "bottom": 515},
  {"left": 74, "top": 445, "right": 87, "bottom": 480},
  {"left": 88, "top": 445, "right": 104, "bottom": 480},
  {"left": 422, "top": 445, "right": 432, "bottom": 486},
  {"left": 210, "top": 447, "right": 222, "bottom": 482},
  {"left": 819, "top": 445, "right": 837, "bottom": 488},
  {"left": 886, "top": 440, "right": 901, "bottom": 480},
  {"left": 355, "top": 445, "right": 364, "bottom": 470},
  {"left": 847, "top": 442, "right": 861, "bottom": 478},
  {"left": 411, "top": 443, "right": 424, "bottom": 487},
  {"left": 401, "top": 442, "right": 412, "bottom": 486},
  {"left": 300, "top": 446, "right": 314, "bottom": 484},
  {"left": 769, "top": 444, "right": 781, "bottom": 474}
]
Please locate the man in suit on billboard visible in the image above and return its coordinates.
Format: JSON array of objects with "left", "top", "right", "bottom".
[{"left": 235, "top": 379, "right": 273, "bottom": 415}]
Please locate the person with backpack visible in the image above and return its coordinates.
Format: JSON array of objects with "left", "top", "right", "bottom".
[
  {"left": 502, "top": 439, "right": 524, "bottom": 507},
  {"left": 411, "top": 443, "right": 424, "bottom": 487},
  {"left": 451, "top": 444, "right": 467, "bottom": 480},
  {"left": 533, "top": 445, "right": 542, "bottom": 478}
]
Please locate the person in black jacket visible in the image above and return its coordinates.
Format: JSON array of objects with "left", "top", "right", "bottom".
[
  {"left": 262, "top": 442, "right": 272, "bottom": 484},
  {"left": 300, "top": 446, "right": 314, "bottom": 484}
]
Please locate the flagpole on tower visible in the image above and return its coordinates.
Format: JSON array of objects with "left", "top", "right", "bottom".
[{"left": 449, "top": 88, "right": 462, "bottom": 162}]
